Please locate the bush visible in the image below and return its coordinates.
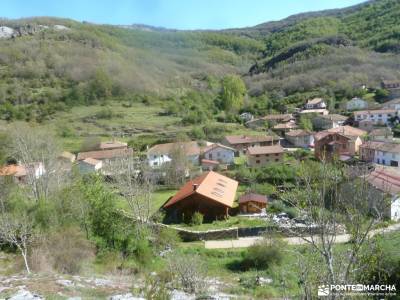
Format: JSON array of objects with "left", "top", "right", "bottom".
[
  {"left": 240, "top": 238, "right": 285, "bottom": 270},
  {"left": 190, "top": 212, "right": 204, "bottom": 226},
  {"left": 153, "top": 227, "right": 181, "bottom": 250},
  {"left": 33, "top": 227, "right": 95, "bottom": 274}
]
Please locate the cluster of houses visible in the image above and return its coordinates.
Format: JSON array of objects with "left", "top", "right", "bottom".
[{"left": 2, "top": 86, "right": 400, "bottom": 223}]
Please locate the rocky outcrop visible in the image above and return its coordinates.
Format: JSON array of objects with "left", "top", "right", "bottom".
[{"left": 0, "top": 26, "right": 14, "bottom": 38}]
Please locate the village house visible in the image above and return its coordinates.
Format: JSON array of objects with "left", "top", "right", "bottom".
[
  {"left": 246, "top": 144, "right": 284, "bottom": 167},
  {"left": 381, "top": 79, "right": 400, "bottom": 99},
  {"left": 285, "top": 129, "right": 314, "bottom": 148},
  {"left": 314, "top": 132, "right": 352, "bottom": 161},
  {"left": 245, "top": 114, "right": 293, "bottom": 128},
  {"left": 369, "top": 128, "right": 393, "bottom": 141},
  {"left": 314, "top": 126, "right": 365, "bottom": 160},
  {"left": 239, "top": 112, "right": 253, "bottom": 122},
  {"left": 146, "top": 141, "right": 200, "bottom": 167},
  {"left": 354, "top": 109, "right": 396, "bottom": 126},
  {"left": 201, "top": 159, "right": 221, "bottom": 171},
  {"left": 223, "top": 135, "right": 279, "bottom": 154},
  {"left": 364, "top": 168, "right": 400, "bottom": 221},
  {"left": 312, "top": 114, "right": 348, "bottom": 130},
  {"left": 360, "top": 141, "right": 400, "bottom": 167},
  {"left": 299, "top": 108, "right": 329, "bottom": 116},
  {"left": 77, "top": 148, "right": 134, "bottom": 163},
  {"left": 0, "top": 162, "right": 45, "bottom": 183},
  {"left": 305, "top": 98, "right": 327, "bottom": 110},
  {"left": 272, "top": 121, "right": 298, "bottom": 136},
  {"left": 382, "top": 98, "right": 400, "bottom": 111},
  {"left": 239, "top": 193, "right": 267, "bottom": 214},
  {"left": 78, "top": 158, "right": 103, "bottom": 174},
  {"left": 346, "top": 97, "right": 368, "bottom": 111},
  {"left": 163, "top": 171, "right": 238, "bottom": 221},
  {"left": 359, "top": 141, "right": 385, "bottom": 163},
  {"left": 202, "top": 143, "right": 236, "bottom": 165}
]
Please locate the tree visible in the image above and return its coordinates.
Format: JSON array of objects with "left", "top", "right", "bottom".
[
  {"left": 220, "top": 75, "right": 246, "bottom": 112},
  {"left": 299, "top": 115, "right": 313, "bottom": 131},
  {"left": 9, "top": 125, "right": 65, "bottom": 202},
  {"left": 283, "top": 162, "right": 387, "bottom": 299},
  {"left": 106, "top": 158, "right": 154, "bottom": 226},
  {"left": 163, "top": 143, "right": 191, "bottom": 188},
  {"left": 0, "top": 190, "right": 35, "bottom": 274}
]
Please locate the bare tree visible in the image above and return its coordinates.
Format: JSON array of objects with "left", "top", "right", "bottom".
[
  {"left": 0, "top": 210, "right": 34, "bottom": 274},
  {"left": 105, "top": 157, "right": 154, "bottom": 225},
  {"left": 283, "top": 161, "right": 388, "bottom": 299},
  {"left": 167, "top": 253, "right": 207, "bottom": 294},
  {"left": 9, "top": 124, "right": 66, "bottom": 201},
  {"left": 163, "top": 143, "right": 191, "bottom": 188}
]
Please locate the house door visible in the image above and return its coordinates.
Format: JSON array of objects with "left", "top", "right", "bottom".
[{"left": 391, "top": 160, "right": 399, "bottom": 167}]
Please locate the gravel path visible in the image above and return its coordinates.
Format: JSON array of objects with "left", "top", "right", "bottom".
[{"left": 204, "top": 222, "right": 400, "bottom": 249}]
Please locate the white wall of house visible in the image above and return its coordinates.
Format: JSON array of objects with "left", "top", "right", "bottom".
[
  {"left": 204, "top": 147, "right": 235, "bottom": 164},
  {"left": 392, "top": 197, "right": 400, "bottom": 221},
  {"left": 355, "top": 112, "right": 394, "bottom": 125},
  {"left": 346, "top": 98, "right": 367, "bottom": 110},
  {"left": 305, "top": 101, "right": 326, "bottom": 109},
  {"left": 147, "top": 154, "right": 172, "bottom": 167},
  {"left": 147, "top": 153, "right": 199, "bottom": 167},
  {"left": 375, "top": 150, "right": 400, "bottom": 167}
]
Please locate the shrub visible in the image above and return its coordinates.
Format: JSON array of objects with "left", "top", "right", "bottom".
[
  {"left": 167, "top": 253, "right": 207, "bottom": 293},
  {"left": 190, "top": 212, "right": 204, "bottom": 226},
  {"left": 153, "top": 227, "right": 181, "bottom": 250},
  {"left": 241, "top": 238, "right": 286, "bottom": 270},
  {"left": 39, "top": 226, "right": 95, "bottom": 274}
]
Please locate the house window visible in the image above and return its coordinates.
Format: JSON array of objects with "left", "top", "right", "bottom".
[
  {"left": 275, "top": 159, "right": 279, "bottom": 162},
  {"left": 256, "top": 155, "right": 260, "bottom": 158},
  {"left": 393, "top": 153, "right": 396, "bottom": 159},
  {"left": 265, "top": 154, "right": 270, "bottom": 157},
  {"left": 275, "top": 153, "right": 279, "bottom": 156},
  {"left": 377, "top": 158, "right": 380, "bottom": 164},
  {"left": 382, "top": 159, "right": 386, "bottom": 165},
  {"left": 256, "top": 160, "right": 260, "bottom": 164}
]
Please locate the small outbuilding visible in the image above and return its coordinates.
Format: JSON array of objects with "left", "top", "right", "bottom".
[
  {"left": 239, "top": 193, "right": 268, "bottom": 214},
  {"left": 163, "top": 171, "right": 238, "bottom": 222}
]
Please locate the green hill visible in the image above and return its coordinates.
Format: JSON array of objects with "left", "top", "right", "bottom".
[
  {"left": 246, "top": 0, "right": 400, "bottom": 95},
  {"left": 0, "top": 0, "right": 400, "bottom": 125}
]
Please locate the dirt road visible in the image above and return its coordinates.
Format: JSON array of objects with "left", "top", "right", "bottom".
[{"left": 204, "top": 222, "right": 400, "bottom": 249}]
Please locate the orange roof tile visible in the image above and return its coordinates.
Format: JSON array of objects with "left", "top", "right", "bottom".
[{"left": 163, "top": 171, "right": 238, "bottom": 208}]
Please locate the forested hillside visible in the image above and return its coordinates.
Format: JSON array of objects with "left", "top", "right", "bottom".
[
  {"left": 0, "top": 0, "right": 400, "bottom": 123},
  {"left": 246, "top": 0, "right": 400, "bottom": 96}
]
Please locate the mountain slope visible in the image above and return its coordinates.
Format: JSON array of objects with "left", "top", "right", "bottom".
[{"left": 245, "top": 0, "right": 400, "bottom": 96}]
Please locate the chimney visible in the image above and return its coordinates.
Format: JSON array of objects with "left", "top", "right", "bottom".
[{"left": 193, "top": 183, "right": 198, "bottom": 191}]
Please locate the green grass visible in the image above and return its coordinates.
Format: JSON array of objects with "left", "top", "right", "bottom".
[
  {"left": 151, "top": 189, "right": 177, "bottom": 214},
  {"left": 175, "top": 215, "right": 268, "bottom": 231}
]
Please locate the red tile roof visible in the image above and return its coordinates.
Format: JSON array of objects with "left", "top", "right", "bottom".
[
  {"left": 77, "top": 148, "right": 133, "bottom": 160},
  {"left": 247, "top": 145, "right": 284, "bottom": 155},
  {"left": 239, "top": 193, "right": 268, "bottom": 204},
  {"left": 201, "top": 159, "right": 219, "bottom": 165},
  {"left": 365, "top": 168, "right": 400, "bottom": 195},
  {"left": 225, "top": 135, "right": 276, "bottom": 145},
  {"left": 285, "top": 129, "right": 313, "bottom": 137},
  {"left": 163, "top": 171, "right": 238, "bottom": 208},
  {"left": 0, "top": 165, "right": 26, "bottom": 177},
  {"left": 203, "top": 143, "right": 236, "bottom": 154}
]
